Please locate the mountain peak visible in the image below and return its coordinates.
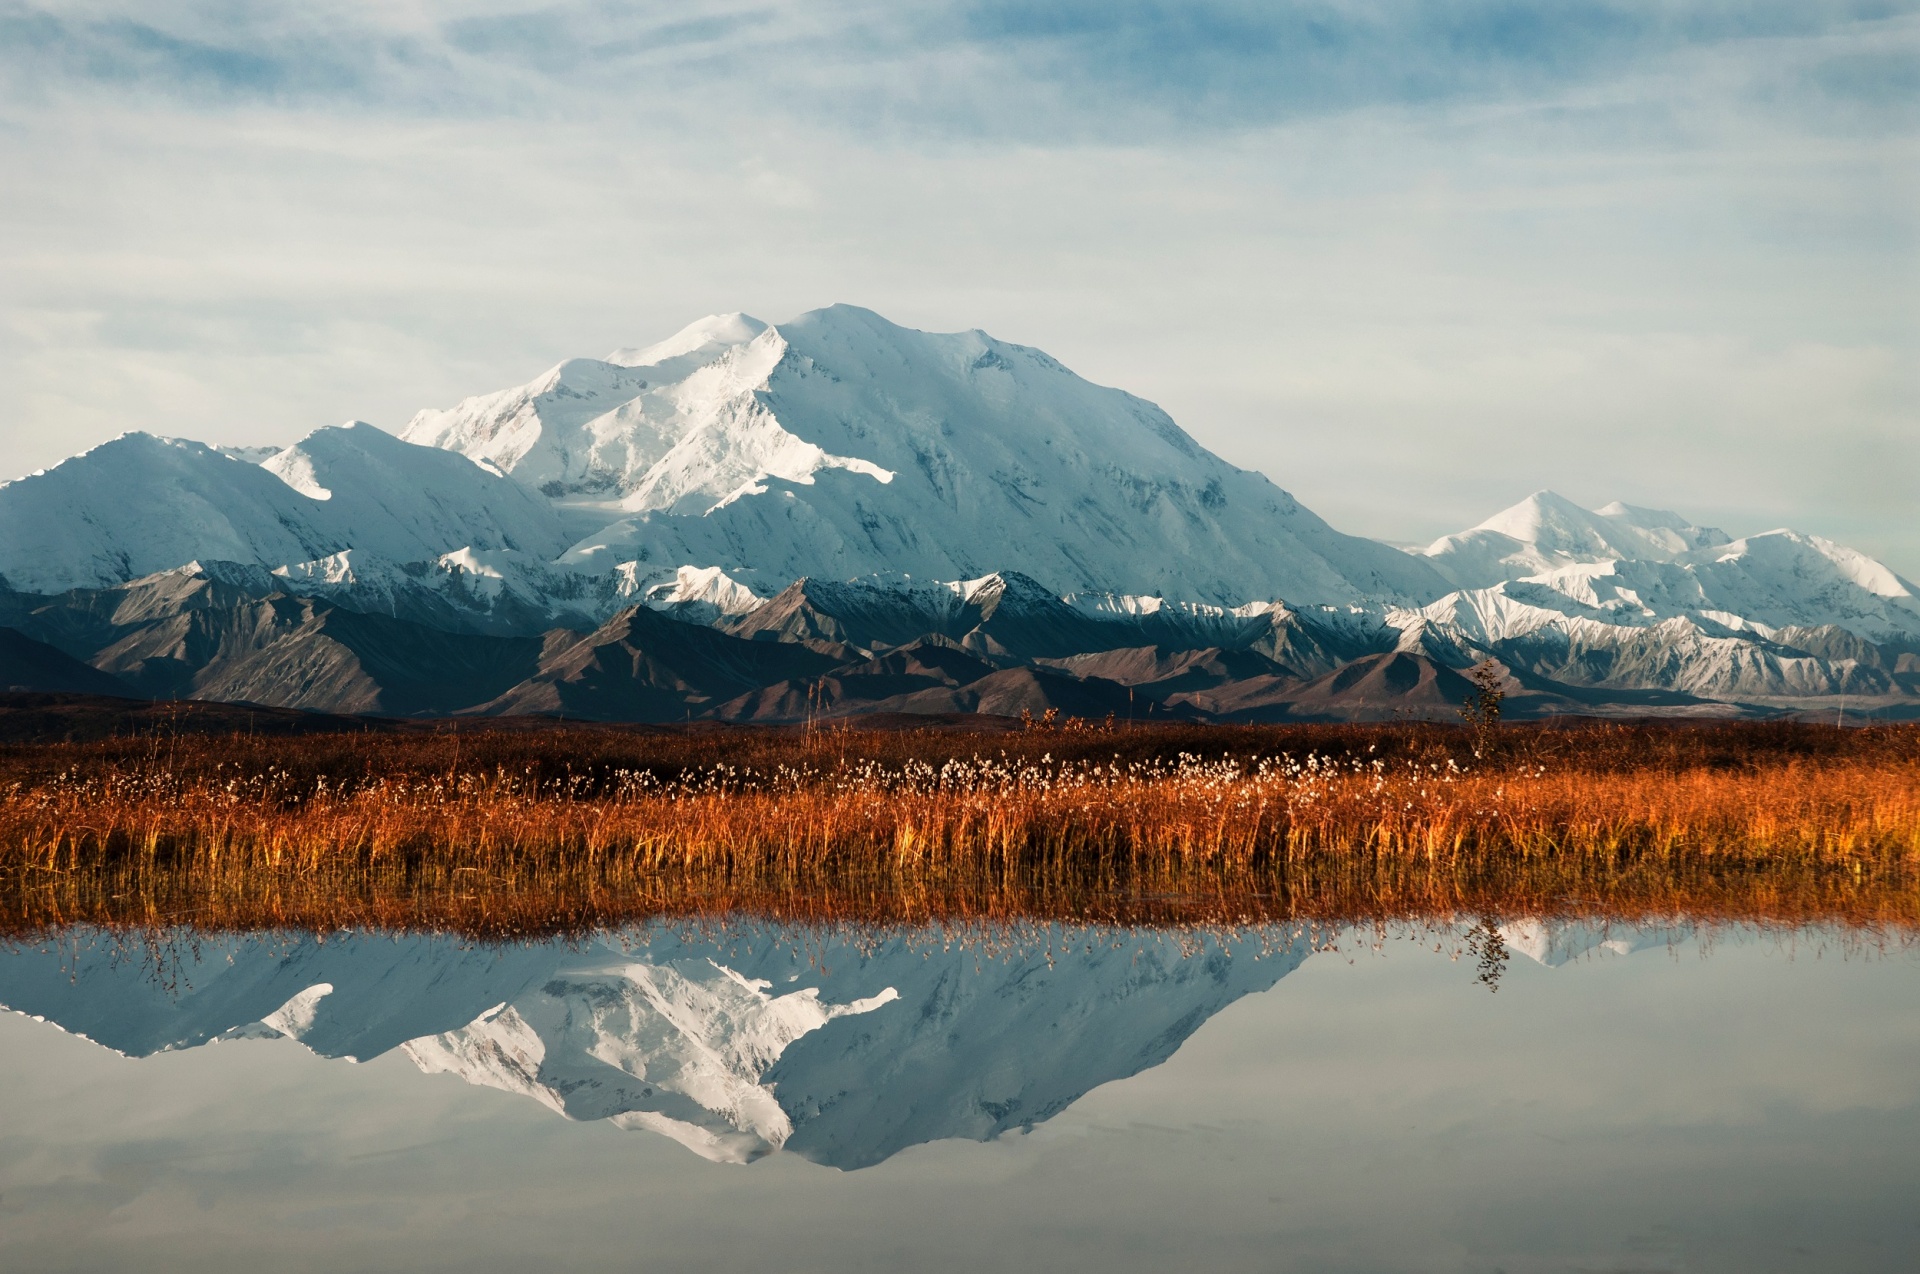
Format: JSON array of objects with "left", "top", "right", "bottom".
[
  {"left": 407, "top": 306, "right": 1447, "bottom": 606},
  {"left": 1428, "top": 492, "right": 1736, "bottom": 590},
  {"left": 606, "top": 312, "right": 769, "bottom": 369},
  {"left": 780, "top": 303, "right": 904, "bottom": 338},
  {"left": 1471, "top": 490, "right": 1603, "bottom": 544}
]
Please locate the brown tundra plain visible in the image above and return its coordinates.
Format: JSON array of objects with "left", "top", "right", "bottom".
[{"left": 1, "top": 718, "right": 1915, "bottom": 940}]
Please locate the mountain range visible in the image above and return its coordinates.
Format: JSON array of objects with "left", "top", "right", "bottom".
[{"left": 2, "top": 305, "right": 1915, "bottom": 722}]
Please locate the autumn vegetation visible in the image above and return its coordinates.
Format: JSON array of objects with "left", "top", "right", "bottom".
[{"left": 1, "top": 719, "right": 1915, "bottom": 939}]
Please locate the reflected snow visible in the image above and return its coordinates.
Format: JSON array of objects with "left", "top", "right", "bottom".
[{"left": 0, "top": 923, "right": 1324, "bottom": 1168}]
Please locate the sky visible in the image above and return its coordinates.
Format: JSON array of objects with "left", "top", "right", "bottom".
[{"left": 1, "top": 1, "right": 1915, "bottom": 568}]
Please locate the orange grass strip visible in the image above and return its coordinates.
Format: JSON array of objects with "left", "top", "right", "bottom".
[{"left": 3, "top": 725, "right": 1915, "bottom": 938}]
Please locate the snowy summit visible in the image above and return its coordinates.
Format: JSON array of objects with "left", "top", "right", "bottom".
[{"left": 402, "top": 304, "right": 1443, "bottom": 606}]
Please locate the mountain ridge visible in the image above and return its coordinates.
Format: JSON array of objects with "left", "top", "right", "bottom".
[{"left": 0, "top": 306, "right": 1913, "bottom": 720}]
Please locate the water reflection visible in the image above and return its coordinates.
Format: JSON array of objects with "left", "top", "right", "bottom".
[
  {"left": 2, "top": 924, "right": 1339, "bottom": 1167},
  {"left": 5, "top": 918, "right": 1917, "bottom": 1273},
  {"left": 0, "top": 918, "right": 1888, "bottom": 1171}
]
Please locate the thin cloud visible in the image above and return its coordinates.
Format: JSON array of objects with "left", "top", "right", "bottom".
[{"left": 4, "top": 2, "right": 1913, "bottom": 133}]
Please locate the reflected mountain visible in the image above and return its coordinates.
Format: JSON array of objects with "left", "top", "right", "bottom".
[
  {"left": 0, "top": 919, "right": 1697, "bottom": 1167},
  {"left": 0, "top": 925, "right": 1322, "bottom": 1168},
  {"left": 1498, "top": 919, "right": 1691, "bottom": 967}
]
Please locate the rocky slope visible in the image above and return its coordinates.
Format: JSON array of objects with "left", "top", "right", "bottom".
[{"left": 0, "top": 627, "right": 135, "bottom": 696}]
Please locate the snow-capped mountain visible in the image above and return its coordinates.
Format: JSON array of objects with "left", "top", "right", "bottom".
[
  {"left": 1417, "top": 492, "right": 1920, "bottom": 640},
  {"left": 261, "top": 423, "right": 573, "bottom": 563},
  {"left": 1421, "top": 491, "right": 1732, "bottom": 589},
  {"left": 404, "top": 312, "right": 773, "bottom": 502},
  {"left": 1375, "top": 492, "right": 1920, "bottom": 707},
  {"left": 0, "top": 925, "right": 1309, "bottom": 1168},
  {"left": 0, "top": 424, "right": 570, "bottom": 595},
  {"left": 405, "top": 305, "right": 1447, "bottom": 606}
]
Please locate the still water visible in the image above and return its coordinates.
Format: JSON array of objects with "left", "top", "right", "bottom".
[{"left": 1, "top": 921, "right": 1915, "bottom": 1273}]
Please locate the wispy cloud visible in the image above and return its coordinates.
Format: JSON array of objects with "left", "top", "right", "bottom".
[
  {"left": 4, "top": 2, "right": 1912, "bottom": 129},
  {"left": 0, "top": 4, "right": 399, "bottom": 101}
]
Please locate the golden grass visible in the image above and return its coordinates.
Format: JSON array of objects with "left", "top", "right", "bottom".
[{"left": 2, "top": 722, "right": 1915, "bottom": 939}]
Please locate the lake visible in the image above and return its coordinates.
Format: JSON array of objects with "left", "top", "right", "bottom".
[{"left": 1, "top": 919, "right": 1915, "bottom": 1272}]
